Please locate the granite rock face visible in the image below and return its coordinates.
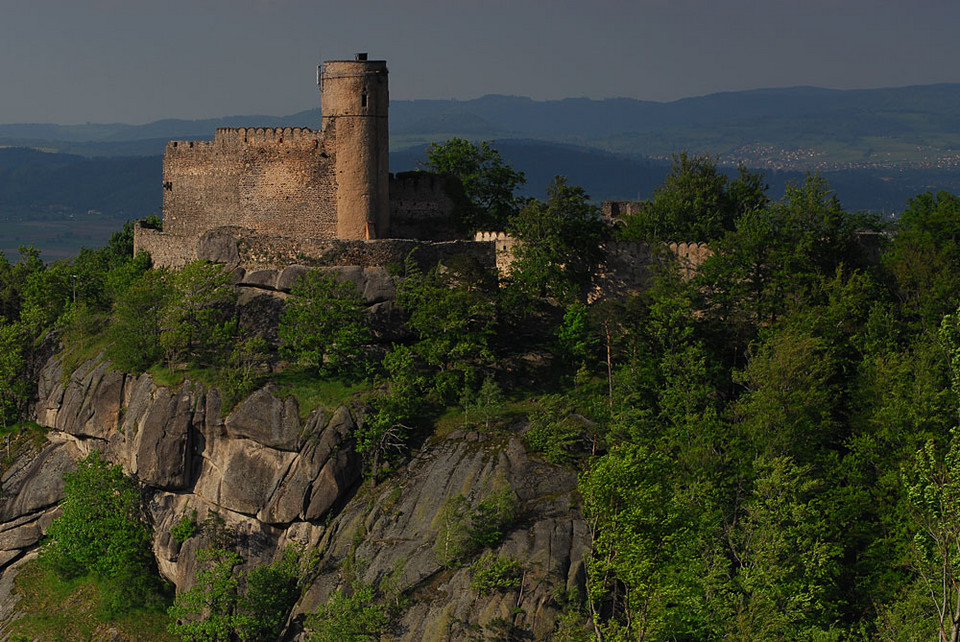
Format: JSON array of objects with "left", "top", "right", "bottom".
[
  {"left": 5, "top": 355, "right": 589, "bottom": 639},
  {"left": 290, "top": 435, "right": 590, "bottom": 641},
  {"left": 16, "top": 356, "right": 362, "bottom": 591}
]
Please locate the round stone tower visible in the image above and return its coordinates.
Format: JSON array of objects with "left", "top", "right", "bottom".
[{"left": 321, "top": 54, "right": 389, "bottom": 240}]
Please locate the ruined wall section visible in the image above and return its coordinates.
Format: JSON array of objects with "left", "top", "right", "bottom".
[
  {"left": 602, "top": 201, "right": 645, "bottom": 222},
  {"left": 474, "top": 231, "right": 517, "bottom": 276},
  {"left": 234, "top": 233, "right": 497, "bottom": 272},
  {"left": 390, "top": 172, "right": 463, "bottom": 241},
  {"left": 162, "top": 127, "right": 338, "bottom": 241},
  {"left": 133, "top": 225, "right": 198, "bottom": 268}
]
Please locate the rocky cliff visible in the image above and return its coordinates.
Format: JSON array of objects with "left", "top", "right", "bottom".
[{"left": 0, "top": 354, "right": 589, "bottom": 639}]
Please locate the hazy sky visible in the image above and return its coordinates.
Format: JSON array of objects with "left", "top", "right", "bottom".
[{"left": 2, "top": 0, "right": 958, "bottom": 125}]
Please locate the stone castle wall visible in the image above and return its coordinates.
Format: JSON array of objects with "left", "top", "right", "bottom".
[
  {"left": 162, "top": 127, "right": 338, "bottom": 241},
  {"left": 134, "top": 226, "right": 198, "bottom": 268},
  {"left": 602, "top": 200, "right": 645, "bottom": 221},
  {"left": 134, "top": 223, "right": 497, "bottom": 273},
  {"left": 390, "top": 172, "right": 462, "bottom": 241}
]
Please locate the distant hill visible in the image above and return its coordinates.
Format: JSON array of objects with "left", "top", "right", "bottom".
[
  {"left": 4, "top": 83, "right": 960, "bottom": 257},
  {"left": 4, "top": 83, "right": 960, "bottom": 164}
]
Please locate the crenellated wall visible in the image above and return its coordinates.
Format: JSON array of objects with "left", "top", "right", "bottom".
[
  {"left": 389, "top": 172, "right": 462, "bottom": 241},
  {"left": 162, "top": 127, "right": 338, "bottom": 241}
]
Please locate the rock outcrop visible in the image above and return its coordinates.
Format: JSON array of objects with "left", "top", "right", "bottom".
[{"left": 0, "top": 355, "right": 589, "bottom": 639}]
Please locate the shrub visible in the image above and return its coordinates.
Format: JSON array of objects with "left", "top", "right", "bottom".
[
  {"left": 434, "top": 488, "right": 518, "bottom": 567},
  {"left": 470, "top": 552, "right": 523, "bottom": 595},
  {"left": 39, "top": 451, "right": 161, "bottom": 616},
  {"left": 279, "top": 269, "right": 369, "bottom": 377},
  {"left": 306, "top": 584, "right": 390, "bottom": 642},
  {"left": 171, "top": 510, "right": 199, "bottom": 543}
]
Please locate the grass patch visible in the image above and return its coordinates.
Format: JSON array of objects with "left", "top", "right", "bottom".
[
  {"left": 58, "top": 323, "right": 112, "bottom": 384},
  {"left": 271, "top": 368, "right": 374, "bottom": 420},
  {"left": 0, "top": 422, "right": 50, "bottom": 475},
  {"left": 4, "top": 560, "right": 176, "bottom": 641}
]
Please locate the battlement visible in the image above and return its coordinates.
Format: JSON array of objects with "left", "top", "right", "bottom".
[
  {"left": 213, "top": 127, "right": 323, "bottom": 145},
  {"left": 473, "top": 231, "right": 511, "bottom": 242},
  {"left": 166, "top": 127, "right": 326, "bottom": 153}
]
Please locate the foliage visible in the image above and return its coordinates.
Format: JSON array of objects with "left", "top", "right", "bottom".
[
  {"left": 241, "top": 546, "right": 303, "bottom": 642},
  {"left": 396, "top": 253, "right": 497, "bottom": 403},
  {"left": 901, "top": 432, "right": 960, "bottom": 642},
  {"left": 171, "top": 510, "right": 199, "bottom": 543},
  {"left": 524, "top": 395, "right": 585, "bottom": 464},
  {"left": 422, "top": 137, "right": 526, "bottom": 232},
  {"left": 106, "top": 267, "right": 170, "bottom": 373},
  {"left": 167, "top": 547, "right": 247, "bottom": 641},
  {"left": 354, "top": 344, "right": 424, "bottom": 481},
  {"left": 732, "top": 456, "right": 842, "bottom": 639},
  {"left": 39, "top": 451, "right": 162, "bottom": 616},
  {"left": 580, "top": 443, "right": 699, "bottom": 640},
  {"left": 618, "top": 152, "right": 768, "bottom": 242},
  {"left": 507, "top": 175, "right": 604, "bottom": 304},
  {"left": 434, "top": 488, "right": 518, "bottom": 567},
  {"left": 5, "top": 560, "right": 176, "bottom": 642},
  {"left": 470, "top": 552, "right": 524, "bottom": 595},
  {"left": 0, "top": 321, "right": 28, "bottom": 428},
  {"left": 306, "top": 583, "right": 390, "bottom": 642},
  {"left": 279, "top": 268, "right": 370, "bottom": 377},
  {"left": 160, "top": 260, "right": 238, "bottom": 370},
  {"left": 887, "top": 190, "right": 960, "bottom": 330},
  {"left": 218, "top": 336, "right": 270, "bottom": 411},
  {"left": 168, "top": 544, "right": 302, "bottom": 642},
  {"left": 460, "top": 374, "right": 506, "bottom": 431}
]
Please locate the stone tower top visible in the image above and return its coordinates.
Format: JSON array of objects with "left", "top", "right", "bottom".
[
  {"left": 320, "top": 54, "right": 389, "bottom": 239},
  {"left": 320, "top": 56, "right": 389, "bottom": 131}
]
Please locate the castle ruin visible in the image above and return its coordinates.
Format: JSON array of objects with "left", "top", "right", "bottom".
[
  {"left": 133, "top": 54, "right": 707, "bottom": 296},
  {"left": 134, "top": 54, "right": 487, "bottom": 271}
]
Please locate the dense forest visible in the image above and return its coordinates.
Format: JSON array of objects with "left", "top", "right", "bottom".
[{"left": 3, "top": 141, "right": 960, "bottom": 640}]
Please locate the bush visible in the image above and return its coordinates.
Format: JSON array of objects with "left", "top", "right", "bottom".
[
  {"left": 470, "top": 552, "right": 523, "bottom": 595},
  {"left": 306, "top": 584, "right": 390, "bottom": 642},
  {"left": 171, "top": 510, "right": 198, "bottom": 543},
  {"left": 434, "top": 488, "right": 518, "bottom": 567},
  {"left": 279, "top": 269, "right": 370, "bottom": 377},
  {"left": 39, "top": 451, "right": 162, "bottom": 616},
  {"left": 168, "top": 543, "right": 303, "bottom": 642}
]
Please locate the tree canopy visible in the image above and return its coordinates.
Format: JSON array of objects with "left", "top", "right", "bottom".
[{"left": 422, "top": 137, "right": 526, "bottom": 232}]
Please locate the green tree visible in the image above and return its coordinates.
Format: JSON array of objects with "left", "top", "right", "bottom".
[
  {"left": 169, "top": 544, "right": 302, "bottom": 642},
  {"left": 618, "top": 153, "right": 766, "bottom": 242},
  {"left": 734, "top": 325, "right": 840, "bottom": 465},
  {"left": 168, "top": 547, "right": 248, "bottom": 641},
  {"left": 107, "top": 268, "right": 170, "bottom": 373},
  {"left": 0, "top": 322, "right": 28, "bottom": 428},
  {"left": 239, "top": 546, "right": 302, "bottom": 642},
  {"left": 422, "top": 138, "right": 526, "bottom": 232},
  {"left": 160, "top": 260, "right": 238, "bottom": 369},
  {"left": 732, "top": 456, "right": 841, "bottom": 639},
  {"left": 40, "top": 452, "right": 161, "bottom": 615},
  {"left": 396, "top": 254, "right": 497, "bottom": 402},
  {"left": 508, "top": 176, "right": 604, "bottom": 304},
  {"left": 580, "top": 443, "right": 701, "bottom": 640},
  {"left": 278, "top": 269, "right": 369, "bottom": 376},
  {"left": 886, "top": 190, "right": 960, "bottom": 331},
  {"left": 902, "top": 431, "right": 960, "bottom": 642},
  {"left": 355, "top": 344, "right": 425, "bottom": 482}
]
